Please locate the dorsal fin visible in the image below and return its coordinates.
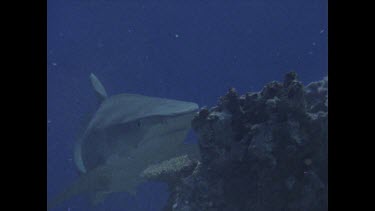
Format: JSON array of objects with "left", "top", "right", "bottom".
[{"left": 90, "top": 73, "right": 108, "bottom": 103}]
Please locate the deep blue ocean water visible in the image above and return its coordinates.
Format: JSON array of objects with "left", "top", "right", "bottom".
[{"left": 47, "top": 0, "right": 327, "bottom": 210}]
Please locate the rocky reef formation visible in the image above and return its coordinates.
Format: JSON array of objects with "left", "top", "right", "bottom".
[
  {"left": 141, "top": 155, "right": 199, "bottom": 186},
  {"left": 148, "top": 72, "right": 328, "bottom": 211}
]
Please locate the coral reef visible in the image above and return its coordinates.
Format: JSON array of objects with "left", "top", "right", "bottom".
[
  {"left": 141, "top": 155, "right": 198, "bottom": 185},
  {"left": 151, "top": 72, "right": 328, "bottom": 211}
]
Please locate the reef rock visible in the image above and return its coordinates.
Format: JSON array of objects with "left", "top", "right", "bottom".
[
  {"left": 161, "top": 72, "right": 328, "bottom": 211},
  {"left": 141, "top": 155, "right": 198, "bottom": 185}
]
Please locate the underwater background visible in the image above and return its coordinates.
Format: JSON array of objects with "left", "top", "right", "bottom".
[{"left": 47, "top": 0, "right": 327, "bottom": 210}]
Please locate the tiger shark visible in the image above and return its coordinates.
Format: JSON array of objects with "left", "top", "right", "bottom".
[{"left": 48, "top": 73, "right": 200, "bottom": 210}]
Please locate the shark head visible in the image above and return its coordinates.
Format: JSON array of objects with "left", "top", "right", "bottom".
[
  {"left": 75, "top": 92, "right": 199, "bottom": 173},
  {"left": 48, "top": 73, "right": 200, "bottom": 210}
]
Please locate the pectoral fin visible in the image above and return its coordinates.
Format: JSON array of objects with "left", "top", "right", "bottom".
[{"left": 48, "top": 169, "right": 111, "bottom": 210}]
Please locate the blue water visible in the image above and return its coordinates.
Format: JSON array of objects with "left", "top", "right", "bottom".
[{"left": 47, "top": 0, "right": 327, "bottom": 210}]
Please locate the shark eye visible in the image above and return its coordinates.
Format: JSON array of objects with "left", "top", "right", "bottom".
[{"left": 137, "top": 120, "right": 142, "bottom": 128}]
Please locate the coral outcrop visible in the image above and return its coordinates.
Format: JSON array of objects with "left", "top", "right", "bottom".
[
  {"left": 141, "top": 155, "right": 198, "bottom": 185},
  {"left": 150, "top": 72, "right": 328, "bottom": 211}
]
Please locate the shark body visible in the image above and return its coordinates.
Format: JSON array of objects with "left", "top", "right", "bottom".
[{"left": 48, "top": 73, "right": 199, "bottom": 209}]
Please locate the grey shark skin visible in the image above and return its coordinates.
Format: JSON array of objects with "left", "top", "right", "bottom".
[{"left": 48, "top": 73, "right": 199, "bottom": 210}]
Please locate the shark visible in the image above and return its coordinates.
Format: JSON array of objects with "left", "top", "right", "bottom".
[{"left": 48, "top": 73, "right": 200, "bottom": 210}]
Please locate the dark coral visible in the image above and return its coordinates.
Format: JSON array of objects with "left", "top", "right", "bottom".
[{"left": 158, "top": 72, "right": 328, "bottom": 211}]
